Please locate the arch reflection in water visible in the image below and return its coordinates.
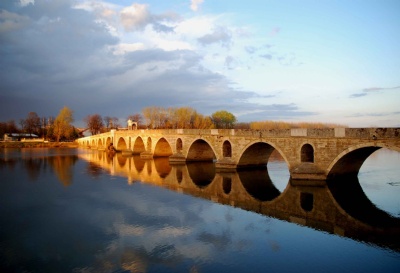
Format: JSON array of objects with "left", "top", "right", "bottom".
[
  {"left": 78, "top": 152, "right": 400, "bottom": 252},
  {"left": 186, "top": 161, "right": 215, "bottom": 188},
  {"left": 238, "top": 166, "right": 281, "bottom": 201}
]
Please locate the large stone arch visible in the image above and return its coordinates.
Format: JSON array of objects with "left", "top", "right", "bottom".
[
  {"left": 97, "top": 139, "right": 103, "bottom": 148},
  {"left": 106, "top": 137, "right": 112, "bottom": 148},
  {"left": 237, "top": 141, "right": 289, "bottom": 168},
  {"left": 91, "top": 139, "right": 96, "bottom": 147},
  {"left": 133, "top": 137, "right": 146, "bottom": 155},
  {"left": 153, "top": 137, "right": 173, "bottom": 157},
  {"left": 326, "top": 143, "right": 400, "bottom": 178},
  {"left": 186, "top": 139, "right": 216, "bottom": 162},
  {"left": 116, "top": 137, "right": 127, "bottom": 151}
]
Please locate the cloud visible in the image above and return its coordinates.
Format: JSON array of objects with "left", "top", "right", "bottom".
[
  {"left": 269, "top": 27, "right": 281, "bottom": 36},
  {"left": 363, "top": 86, "right": 400, "bottom": 92},
  {"left": 120, "top": 3, "right": 179, "bottom": 33},
  {"left": 197, "top": 26, "right": 232, "bottom": 47},
  {"left": 190, "top": 0, "right": 204, "bottom": 11},
  {"left": 0, "top": 9, "right": 30, "bottom": 32},
  {"left": 120, "top": 3, "right": 151, "bottom": 31},
  {"left": 0, "top": 0, "right": 324, "bottom": 126},
  {"left": 350, "top": 85, "right": 400, "bottom": 98},
  {"left": 260, "top": 54, "right": 273, "bottom": 60},
  {"left": 350, "top": 93, "right": 367, "bottom": 98}
]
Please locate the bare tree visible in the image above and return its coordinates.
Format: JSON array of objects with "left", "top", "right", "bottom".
[
  {"left": 85, "top": 114, "right": 104, "bottom": 135},
  {"left": 25, "top": 112, "right": 41, "bottom": 135},
  {"left": 103, "top": 116, "right": 119, "bottom": 130},
  {"left": 127, "top": 113, "right": 143, "bottom": 125}
]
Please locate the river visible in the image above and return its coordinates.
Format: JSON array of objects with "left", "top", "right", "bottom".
[{"left": 0, "top": 147, "right": 399, "bottom": 273}]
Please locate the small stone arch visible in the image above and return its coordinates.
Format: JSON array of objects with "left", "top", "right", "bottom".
[
  {"left": 176, "top": 138, "right": 183, "bottom": 153},
  {"left": 186, "top": 139, "right": 216, "bottom": 162},
  {"left": 97, "top": 139, "right": 103, "bottom": 148},
  {"left": 301, "top": 144, "right": 314, "bottom": 163},
  {"left": 154, "top": 138, "right": 173, "bottom": 157},
  {"left": 223, "top": 140, "right": 232, "bottom": 158}
]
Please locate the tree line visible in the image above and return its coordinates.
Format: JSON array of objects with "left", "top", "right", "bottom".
[
  {"left": 1, "top": 105, "right": 347, "bottom": 140},
  {"left": 0, "top": 106, "right": 76, "bottom": 142}
]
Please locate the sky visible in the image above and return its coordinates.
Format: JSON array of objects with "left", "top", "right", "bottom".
[{"left": 0, "top": 0, "right": 399, "bottom": 128}]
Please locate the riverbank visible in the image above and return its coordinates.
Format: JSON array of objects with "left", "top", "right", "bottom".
[{"left": 0, "top": 141, "right": 79, "bottom": 149}]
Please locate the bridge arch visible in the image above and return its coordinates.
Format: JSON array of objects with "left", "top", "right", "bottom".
[
  {"left": 326, "top": 143, "right": 400, "bottom": 178},
  {"left": 176, "top": 138, "right": 183, "bottom": 153},
  {"left": 237, "top": 141, "right": 289, "bottom": 168},
  {"left": 106, "top": 137, "right": 112, "bottom": 148},
  {"left": 133, "top": 137, "right": 145, "bottom": 155},
  {"left": 301, "top": 143, "right": 314, "bottom": 163},
  {"left": 97, "top": 139, "right": 103, "bottom": 148},
  {"left": 186, "top": 139, "right": 216, "bottom": 162},
  {"left": 153, "top": 138, "right": 173, "bottom": 157},
  {"left": 223, "top": 140, "right": 232, "bottom": 157},
  {"left": 116, "top": 137, "right": 127, "bottom": 151}
]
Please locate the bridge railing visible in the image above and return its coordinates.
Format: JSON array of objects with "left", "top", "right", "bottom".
[{"left": 78, "top": 127, "right": 399, "bottom": 141}]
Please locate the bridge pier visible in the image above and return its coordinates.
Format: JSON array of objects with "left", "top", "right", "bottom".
[
  {"left": 291, "top": 163, "right": 327, "bottom": 180},
  {"left": 121, "top": 149, "right": 132, "bottom": 156},
  {"left": 140, "top": 151, "right": 153, "bottom": 159},
  {"left": 169, "top": 153, "right": 186, "bottom": 163},
  {"left": 215, "top": 158, "right": 237, "bottom": 169}
]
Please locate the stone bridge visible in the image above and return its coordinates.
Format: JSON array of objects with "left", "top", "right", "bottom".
[
  {"left": 76, "top": 128, "right": 400, "bottom": 180},
  {"left": 78, "top": 153, "right": 400, "bottom": 252}
]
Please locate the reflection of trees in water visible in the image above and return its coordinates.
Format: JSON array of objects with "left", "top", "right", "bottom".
[
  {"left": 238, "top": 167, "right": 281, "bottom": 201},
  {"left": 48, "top": 155, "right": 78, "bottom": 187},
  {"left": 187, "top": 162, "right": 215, "bottom": 188},
  {"left": 328, "top": 175, "right": 400, "bottom": 227},
  {"left": 24, "top": 158, "right": 43, "bottom": 181},
  {"left": 0, "top": 158, "right": 18, "bottom": 170}
]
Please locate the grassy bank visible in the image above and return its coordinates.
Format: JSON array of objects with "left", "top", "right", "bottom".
[{"left": 0, "top": 141, "right": 79, "bottom": 149}]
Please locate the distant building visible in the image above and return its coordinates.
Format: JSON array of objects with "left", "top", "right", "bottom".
[{"left": 4, "top": 133, "right": 39, "bottom": 141}]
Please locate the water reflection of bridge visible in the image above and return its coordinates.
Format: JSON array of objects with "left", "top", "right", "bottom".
[{"left": 79, "top": 151, "right": 400, "bottom": 252}]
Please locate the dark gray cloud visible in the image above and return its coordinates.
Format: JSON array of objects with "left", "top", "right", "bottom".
[{"left": 0, "top": 0, "right": 312, "bottom": 127}]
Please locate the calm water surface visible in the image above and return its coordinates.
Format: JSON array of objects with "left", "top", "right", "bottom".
[{"left": 0, "top": 148, "right": 399, "bottom": 273}]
